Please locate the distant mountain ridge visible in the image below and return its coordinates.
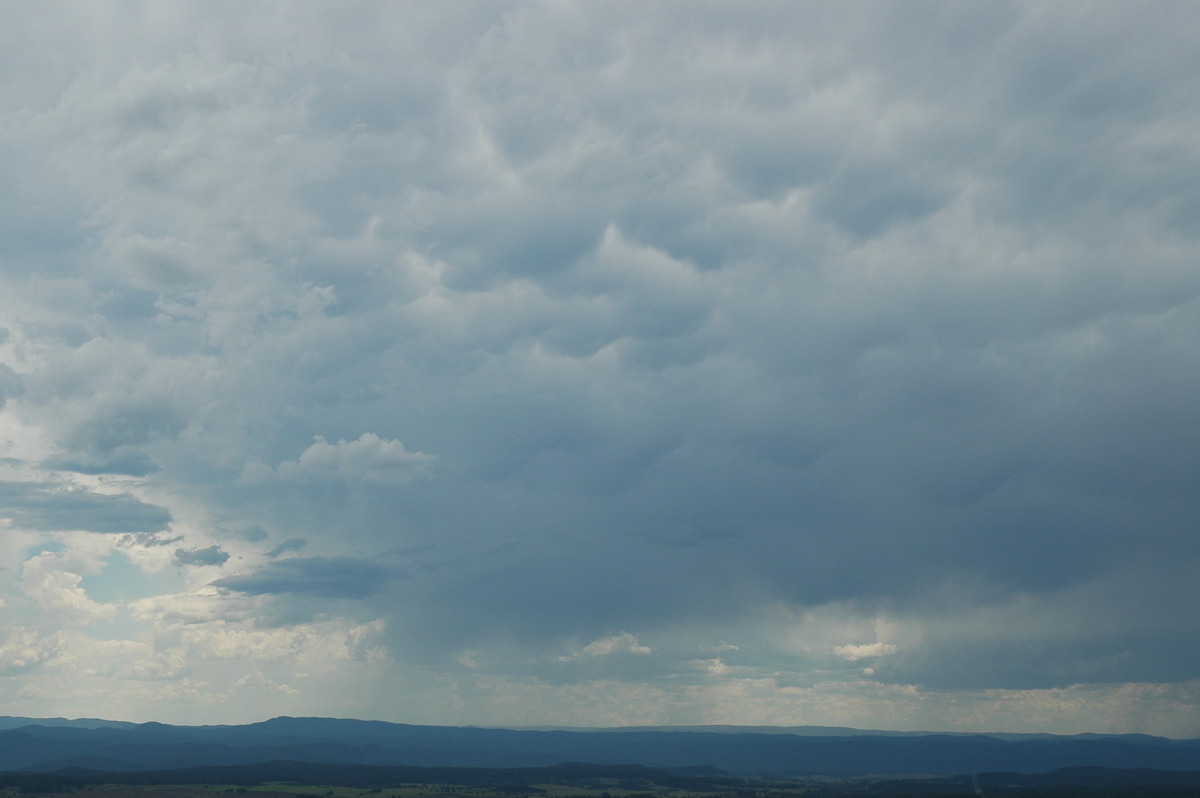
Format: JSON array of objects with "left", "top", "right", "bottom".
[
  {"left": 0, "top": 716, "right": 139, "bottom": 730},
  {"left": 506, "top": 723, "right": 1177, "bottom": 742},
  {"left": 0, "top": 716, "right": 1196, "bottom": 777}
]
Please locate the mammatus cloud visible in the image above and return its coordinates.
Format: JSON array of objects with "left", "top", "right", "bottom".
[{"left": 0, "top": 2, "right": 1196, "bottom": 737}]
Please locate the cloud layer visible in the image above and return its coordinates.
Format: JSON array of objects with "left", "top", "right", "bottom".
[{"left": 0, "top": 2, "right": 1198, "bottom": 736}]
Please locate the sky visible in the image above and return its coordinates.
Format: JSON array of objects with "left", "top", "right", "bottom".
[{"left": 1, "top": 1, "right": 1199, "bottom": 738}]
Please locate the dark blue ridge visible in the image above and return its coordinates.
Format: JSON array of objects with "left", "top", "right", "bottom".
[{"left": 0, "top": 719, "right": 1197, "bottom": 777}]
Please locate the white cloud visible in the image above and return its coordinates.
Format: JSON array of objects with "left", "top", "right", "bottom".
[
  {"left": 20, "top": 552, "right": 116, "bottom": 625},
  {"left": 578, "top": 632, "right": 652, "bottom": 658},
  {"left": 129, "top": 588, "right": 254, "bottom": 627},
  {"left": 264, "top": 434, "right": 434, "bottom": 485},
  {"left": 835, "top": 642, "right": 898, "bottom": 661},
  {"left": 0, "top": 626, "right": 64, "bottom": 674},
  {"left": 233, "top": 668, "right": 301, "bottom": 696}
]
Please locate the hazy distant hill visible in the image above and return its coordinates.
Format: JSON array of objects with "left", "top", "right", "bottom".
[
  {"left": 0, "top": 717, "right": 1196, "bottom": 777},
  {"left": 0, "top": 716, "right": 138, "bottom": 730}
]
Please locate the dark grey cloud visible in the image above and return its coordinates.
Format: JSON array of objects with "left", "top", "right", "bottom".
[
  {"left": 266, "top": 538, "right": 306, "bottom": 558},
  {"left": 0, "top": 362, "right": 19, "bottom": 406},
  {"left": 42, "top": 448, "right": 159, "bottom": 477},
  {"left": 873, "top": 559, "right": 1200, "bottom": 691},
  {"left": 173, "top": 546, "right": 230, "bottom": 567},
  {"left": 211, "top": 556, "right": 403, "bottom": 600},
  {"left": 118, "top": 532, "right": 184, "bottom": 548},
  {"left": 0, "top": 480, "right": 171, "bottom": 534}
]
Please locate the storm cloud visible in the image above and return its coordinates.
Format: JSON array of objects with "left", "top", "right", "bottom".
[
  {"left": 174, "top": 545, "right": 230, "bottom": 568},
  {"left": 212, "top": 556, "right": 402, "bottom": 600},
  {"left": 0, "top": 481, "right": 171, "bottom": 534},
  {"left": 0, "top": 1, "right": 1197, "bottom": 736}
]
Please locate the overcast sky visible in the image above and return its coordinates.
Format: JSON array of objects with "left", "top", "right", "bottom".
[{"left": 1, "top": 1, "right": 1199, "bottom": 737}]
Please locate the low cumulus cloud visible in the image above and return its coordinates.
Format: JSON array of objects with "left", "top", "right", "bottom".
[
  {"left": 0, "top": 626, "right": 63, "bottom": 675},
  {"left": 20, "top": 552, "right": 116, "bottom": 626},
  {"left": 247, "top": 434, "right": 434, "bottom": 485},
  {"left": 574, "top": 632, "right": 652, "bottom": 659},
  {"left": 835, "top": 642, "right": 898, "bottom": 662}
]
